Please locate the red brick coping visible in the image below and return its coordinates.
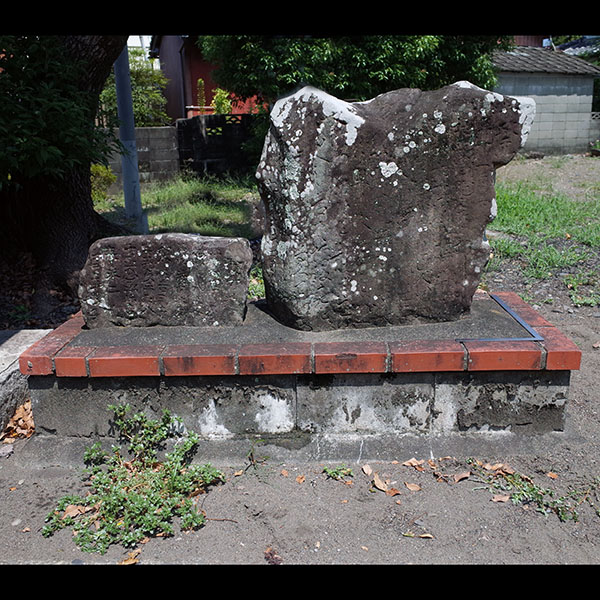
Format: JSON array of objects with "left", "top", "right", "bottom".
[{"left": 19, "top": 291, "right": 581, "bottom": 378}]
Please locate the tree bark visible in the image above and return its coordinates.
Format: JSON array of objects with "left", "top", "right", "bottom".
[{"left": 1, "top": 35, "right": 128, "bottom": 298}]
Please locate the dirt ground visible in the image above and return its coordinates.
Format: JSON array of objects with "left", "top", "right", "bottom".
[{"left": 1, "top": 153, "right": 599, "bottom": 565}]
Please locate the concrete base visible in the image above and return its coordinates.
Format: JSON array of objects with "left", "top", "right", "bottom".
[
  {"left": 19, "top": 291, "right": 581, "bottom": 463},
  {"left": 29, "top": 369, "right": 569, "bottom": 441}
]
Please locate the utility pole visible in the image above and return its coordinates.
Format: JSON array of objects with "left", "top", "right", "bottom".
[{"left": 114, "top": 45, "right": 148, "bottom": 233}]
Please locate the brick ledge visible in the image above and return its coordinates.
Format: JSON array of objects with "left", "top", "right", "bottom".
[{"left": 19, "top": 291, "right": 582, "bottom": 377}]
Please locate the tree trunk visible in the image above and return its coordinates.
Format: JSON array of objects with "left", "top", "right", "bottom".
[{"left": 1, "top": 35, "right": 128, "bottom": 305}]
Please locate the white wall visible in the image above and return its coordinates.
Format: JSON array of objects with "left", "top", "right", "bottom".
[{"left": 495, "top": 72, "right": 596, "bottom": 154}]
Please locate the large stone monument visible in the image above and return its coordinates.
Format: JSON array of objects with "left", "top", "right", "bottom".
[
  {"left": 78, "top": 233, "right": 253, "bottom": 328},
  {"left": 256, "top": 82, "right": 535, "bottom": 331}
]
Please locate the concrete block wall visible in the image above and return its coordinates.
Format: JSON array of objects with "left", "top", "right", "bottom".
[
  {"left": 591, "top": 112, "right": 600, "bottom": 143},
  {"left": 108, "top": 127, "right": 179, "bottom": 192},
  {"left": 495, "top": 73, "right": 597, "bottom": 154}
]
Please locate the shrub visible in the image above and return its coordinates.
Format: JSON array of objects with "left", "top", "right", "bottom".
[{"left": 90, "top": 163, "right": 117, "bottom": 204}]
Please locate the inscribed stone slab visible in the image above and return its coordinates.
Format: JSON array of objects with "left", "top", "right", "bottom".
[{"left": 78, "top": 234, "right": 252, "bottom": 328}]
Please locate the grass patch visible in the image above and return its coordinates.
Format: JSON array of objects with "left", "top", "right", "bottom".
[
  {"left": 486, "top": 236, "right": 589, "bottom": 281},
  {"left": 523, "top": 242, "right": 589, "bottom": 280},
  {"left": 95, "top": 173, "right": 261, "bottom": 240},
  {"left": 493, "top": 182, "right": 600, "bottom": 247},
  {"left": 142, "top": 174, "right": 259, "bottom": 238},
  {"left": 486, "top": 182, "right": 600, "bottom": 284},
  {"left": 248, "top": 264, "right": 265, "bottom": 301}
]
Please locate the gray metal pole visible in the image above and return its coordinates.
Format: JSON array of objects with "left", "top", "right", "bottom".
[{"left": 114, "top": 46, "right": 148, "bottom": 233}]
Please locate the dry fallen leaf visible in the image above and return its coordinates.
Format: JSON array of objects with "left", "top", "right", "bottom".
[
  {"left": 546, "top": 472, "right": 558, "bottom": 479},
  {"left": 296, "top": 474, "right": 305, "bottom": 484},
  {"left": 484, "top": 462, "right": 515, "bottom": 476},
  {"left": 280, "top": 469, "right": 289, "bottom": 477},
  {"left": 453, "top": 471, "right": 471, "bottom": 483},
  {"left": 402, "top": 458, "right": 425, "bottom": 468},
  {"left": 62, "top": 504, "right": 94, "bottom": 520},
  {"left": 118, "top": 549, "right": 141, "bottom": 565},
  {"left": 592, "top": 341, "right": 600, "bottom": 350},
  {"left": 233, "top": 470, "right": 244, "bottom": 477},
  {"left": 419, "top": 533, "right": 434, "bottom": 539},
  {"left": 385, "top": 487, "right": 401, "bottom": 497},
  {"left": 362, "top": 464, "right": 372, "bottom": 476},
  {"left": 405, "top": 482, "right": 421, "bottom": 492},
  {"left": 264, "top": 547, "right": 283, "bottom": 565},
  {"left": 483, "top": 462, "right": 504, "bottom": 471},
  {"left": 492, "top": 494, "right": 510, "bottom": 503},
  {"left": 373, "top": 472, "right": 388, "bottom": 492},
  {"left": 0, "top": 400, "right": 35, "bottom": 442}
]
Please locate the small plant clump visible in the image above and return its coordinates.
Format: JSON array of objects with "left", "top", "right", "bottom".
[
  {"left": 42, "top": 404, "right": 224, "bottom": 555},
  {"left": 564, "top": 271, "right": 600, "bottom": 307},
  {"left": 323, "top": 465, "right": 354, "bottom": 482},
  {"left": 467, "top": 459, "right": 600, "bottom": 523}
]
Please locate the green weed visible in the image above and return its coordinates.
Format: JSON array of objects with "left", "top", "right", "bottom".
[
  {"left": 323, "top": 465, "right": 354, "bottom": 481},
  {"left": 564, "top": 271, "right": 600, "bottom": 307},
  {"left": 490, "top": 237, "right": 524, "bottom": 259},
  {"left": 248, "top": 264, "right": 265, "bottom": 300},
  {"left": 42, "top": 404, "right": 224, "bottom": 555},
  {"left": 467, "top": 459, "right": 600, "bottom": 523}
]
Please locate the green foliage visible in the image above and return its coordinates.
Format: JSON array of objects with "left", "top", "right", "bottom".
[
  {"left": 90, "top": 163, "right": 116, "bottom": 205},
  {"left": 240, "top": 107, "right": 270, "bottom": 169},
  {"left": 98, "top": 48, "right": 170, "bottom": 128},
  {"left": 0, "top": 35, "right": 119, "bottom": 190},
  {"left": 198, "top": 35, "right": 514, "bottom": 104},
  {"left": 485, "top": 176, "right": 600, "bottom": 293},
  {"left": 211, "top": 88, "right": 233, "bottom": 114},
  {"left": 197, "top": 78, "right": 206, "bottom": 109},
  {"left": 42, "top": 404, "right": 224, "bottom": 554},
  {"left": 248, "top": 265, "right": 265, "bottom": 300},
  {"left": 323, "top": 465, "right": 354, "bottom": 481}
]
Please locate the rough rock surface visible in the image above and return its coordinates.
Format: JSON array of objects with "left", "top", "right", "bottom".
[
  {"left": 256, "top": 82, "right": 535, "bottom": 331},
  {"left": 79, "top": 234, "right": 253, "bottom": 328}
]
